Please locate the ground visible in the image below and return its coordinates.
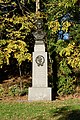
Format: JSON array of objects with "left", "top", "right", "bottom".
[
  {"left": 0, "top": 76, "right": 80, "bottom": 102},
  {"left": 0, "top": 93, "right": 80, "bottom": 103}
]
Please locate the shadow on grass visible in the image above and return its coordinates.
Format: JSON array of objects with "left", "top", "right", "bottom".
[
  {"left": 29, "top": 106, "right": 80, "bottom": 120},
  {"left": 50, "top": 106, "right": 80, "bottom": 120},
  {"left": 32, "top": 115, "right": 46, "bottom": 120}
]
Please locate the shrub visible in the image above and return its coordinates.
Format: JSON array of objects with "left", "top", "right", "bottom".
[
  {"left": 0, "top": 84, "right": 4, "bottom": 97},
  {"left": 8, "top": 85, "right": 20, "bottom": 96},
  {"left": 8, "top": 84, "right": 28, "bottom": 96}
]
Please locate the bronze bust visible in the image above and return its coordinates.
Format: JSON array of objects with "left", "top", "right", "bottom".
[{"left": 32, "top": 19, "right": 46, "bottom": 41}]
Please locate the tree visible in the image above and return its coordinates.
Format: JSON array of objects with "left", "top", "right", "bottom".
[
  {"left": 0, "top": 0, "right": 35, "bottom": 68},
  {"left": 0, "top": 0, "right": 36, "bottom": 92},
  {"left": 0, "top": 0, "right": 80, "bottom": 97},
  {"left": 45, "top": 0, "right": 80, "bottom": 97}
]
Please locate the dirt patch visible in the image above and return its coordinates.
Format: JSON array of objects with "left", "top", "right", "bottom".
[
  {"left": 57, "top": 94, "right": 80, "bottom": 101},
  {"left": 2, "top": 76, "right": 32, "bottom": 87},
  {"left": 0, "top": 95, "right": 28, "bottom": 102}
]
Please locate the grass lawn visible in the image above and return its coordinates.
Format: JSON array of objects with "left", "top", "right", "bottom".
[{"left": 0, "top": 98, "right": 80, "bottom": 120}]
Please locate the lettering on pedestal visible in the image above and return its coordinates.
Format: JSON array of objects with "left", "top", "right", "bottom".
[{"left": 35, "top": 55, "right": 45, "bottom": 66}]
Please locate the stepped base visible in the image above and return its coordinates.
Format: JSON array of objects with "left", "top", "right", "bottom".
[{"left": 28, "top": 87, "right": 52, "bottom": 101}]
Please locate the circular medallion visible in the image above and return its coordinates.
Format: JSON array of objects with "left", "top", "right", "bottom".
[{"left": 35, "top": 55, "right": 45, "bottom": 66}]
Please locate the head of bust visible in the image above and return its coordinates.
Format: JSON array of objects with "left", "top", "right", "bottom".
[{"left": 36, "top": 19, "right": 43, "bottom": 29}]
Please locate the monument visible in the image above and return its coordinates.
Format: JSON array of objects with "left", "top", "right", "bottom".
[{"left": 28, "top": 19, "right": 52, "bottom": 101}]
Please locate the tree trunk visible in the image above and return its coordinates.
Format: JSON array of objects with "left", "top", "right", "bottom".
[
  {"left": 19, "top": 65, "right": 23, "bottom": 91},
  {"left": 36, "top": 0, "right": 40, "bottom": 15}
]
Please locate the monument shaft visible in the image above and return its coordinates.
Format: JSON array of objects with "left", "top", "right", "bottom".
[{"left": 28, "top": 19, "right": 52, "bottom": 101}]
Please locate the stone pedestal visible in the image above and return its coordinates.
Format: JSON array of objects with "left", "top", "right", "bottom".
[
  {"left": 28, "top": 41, "right": 52, "bottom": 101},
  {"left": 28, "top": 88, "right": 51, "bottom": 101}
]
